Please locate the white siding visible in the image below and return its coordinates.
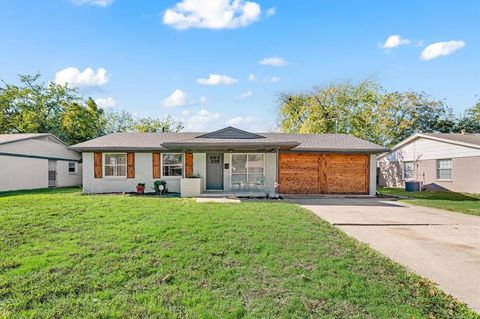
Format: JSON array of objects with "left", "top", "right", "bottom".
[
  {"left": 82, "top": 152, "right": 181, "bottom": 194},
  {"left": 84, "top": 151, "right": 283, "bottom": 196},
  {"left": 0, "top": 155, "right": 48, "bottom": 191},
  {"left": 0, "top": 136, "right": 82, "bottom": 192},
  {"left": 0, "top": 136, "right": 81, "bottom": 160},
  {"left": 386, "top": 137, "right": 480, "bottom": 162},
  {"left": 193, "top": 153, "right": 207, "bottom": 192},
  {"left": 56, "top": 161, "right": 83, "bottom": 187}
]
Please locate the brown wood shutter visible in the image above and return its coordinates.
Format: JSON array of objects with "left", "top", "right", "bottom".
[
  {"left": 152, "top": 153, "right": 160, "bottom": 178},
  {"left": 185, "top": 153, "right": 193, "bottom": 177},
  {"left": 127, "top": 152, "right": 135, "bottom": 178},
  {"left": 94, "top": 152, "right": 102, "bottom": 178}
]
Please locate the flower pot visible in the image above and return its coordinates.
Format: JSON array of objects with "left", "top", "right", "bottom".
[{"left": 136, "top": 185, "right": 145, "bottom": 194}]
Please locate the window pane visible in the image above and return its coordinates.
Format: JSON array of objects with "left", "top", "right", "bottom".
[
  {"left": 404, "top": 161, "right": 413, "bottom": 179},
  {"left": 68, "top": 162, "right": 76, "bottom": 172},
  {"left": 105, "top": 166, "right": 115, "bottom": 176},
  {"left": 116, "top": 165, "right": 126, "bottom": 176},
  {"left": 248, "top": 174, "right": 264, "bottom": 183},
  {"left": 163, "top": 165, "right": 182, "bottom": 176},
  {"left": 438, "top": 169, "right": 452, "bottom": 179},
  {"left": 232, "top": 174, "right": 247, "bottom": 183},
  {"left": 163, "top": 153, "right": 182, "bottom": 165},
  {"left": 232, "top": 155, "right": 247, "bottom": 174},
  {"left": 247, "top": 154, "right": 264, "bottom": 174},
  {"left": 105, "top": 154, "right": 126, "bottom": 165},
  {"left": 438, "top": 159, "right": 451, "bottom": 169}
]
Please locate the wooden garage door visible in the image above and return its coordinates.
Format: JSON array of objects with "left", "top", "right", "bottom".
[{"left": 279, "top": 153, "right": 369, "bottom": 194}]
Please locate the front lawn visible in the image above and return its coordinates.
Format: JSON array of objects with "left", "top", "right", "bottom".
[
  {"left": 0, "top": 188, "right": 477, "bottom": 318},
  {"left": 378, "top": 187, "right": 480, "bottom": 217}
]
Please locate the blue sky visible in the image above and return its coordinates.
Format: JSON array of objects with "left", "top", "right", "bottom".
[{"left": 1, "top": 0, "right": 479, "bottom": 132}]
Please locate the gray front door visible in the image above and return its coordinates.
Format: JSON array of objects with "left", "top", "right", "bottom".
[{"left": 206, "top": 153, "right": 223, "bottom": 190}]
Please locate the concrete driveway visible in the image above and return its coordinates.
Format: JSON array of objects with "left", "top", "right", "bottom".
[{"left": 288, "top": 197, "right": 480, "bottom": 312}]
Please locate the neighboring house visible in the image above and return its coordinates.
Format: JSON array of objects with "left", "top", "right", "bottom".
[
  {"left": 70, "top": 126, "right": 387, "bottom": 196},
  {"left": 378, "top": 133, "right": 480, "bottom": 193},
  {"left": 0, "top": 133, "right": 82, "bottom": 192}
]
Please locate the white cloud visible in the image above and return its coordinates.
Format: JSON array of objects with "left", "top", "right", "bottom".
[
  {"left": 420, "top": 40, "right": 465, "bottom": 60},
  {"left": 162, "top": 89, "right": 189, "bottom": 107},
  {"left": 184, "top": 108, "right": 221, "bottom": 130},
  {"left": 238, "top": 91, "right": 252, "bottom": 99},
  {"left": 199, "top": 96, "right": 207, "bottom": 104},
  {"left": 163, "top": 0, "right": 261, "bottom": 30},
  {"left": 226, "top": 116, "right": 263, "bottom": 130},
  {"left": 259, "top": 56, "right": 286, "bottom": 66},
  {"left": 54, "top": 67, "right": 110, "bottom": 88},
  {"left": 264, "top": 76, "right": 279, "bottom": 83},
  {"left": 248, "top": 74, "right": 256, "bottom": 81},
  {"left": 196, "top": 74, "right": 237, "bottom": 85},
  {"left": 266, "top": 7, "right": 276, "bottom": 17},
  {"left": 95, "top": 97, "right": 116, "bottom": 108},
  {"left": 71, "top": 0, "right": 113, "bottom": 7},
  {"left": 380, "top": 35, "right": 411, "bottom": 49}
]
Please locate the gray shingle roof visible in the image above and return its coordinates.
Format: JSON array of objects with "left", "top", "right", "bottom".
[
  {"left": 0, "top": 133, "right": 51, "bottom": 145},
  {"left": 70, "top": 130, "right": 388, "bottom": 153},
  {"left": 421, "top": 133, "right": 480, "bottom": 146}
]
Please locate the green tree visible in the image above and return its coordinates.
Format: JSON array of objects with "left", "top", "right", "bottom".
[
  {"left": 455, "top": 99, "right": 480, "bottom": 133},
  {"left": 61, "top": 98, "right": 106, "bottom": 145},
  {"left": 103, "top": 109, "right": 183, "bottom": 133},
  {"left": 278, "top": 79, "right": 456, "bottom": 147},
  {"left": 133, "top": 115, "right": 183, "bottom": 132},
  {"left": 0, "top": 73, "right": 79, "bottom": 139},
  {"left": 0, "top": 73, "right": 184, "bottom": 144}
]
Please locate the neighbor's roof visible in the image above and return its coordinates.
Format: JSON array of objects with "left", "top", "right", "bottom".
[
  {"left": 0, "top": 133, "right": 53, "bottom": 146},
  {"left": 378, "top": 133, "right": 480, "bottom": 158},
  {"left": 70, "top": 127, "right": 388, "bottom": 153},
  {"left": 420, "top": 133, "right": 480, "bottom": 146}
]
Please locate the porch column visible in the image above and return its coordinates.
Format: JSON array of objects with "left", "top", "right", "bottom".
[{"left": 275, "top": 148, "right": 279, "bottom": 196}]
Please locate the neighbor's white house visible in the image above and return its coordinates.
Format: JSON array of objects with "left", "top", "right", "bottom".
[
  {"left": 0, "top": 134, "right": 82, "bottom": 192},
  {"left": 70, "top": 127, "right": 387, "bottom": 197},
  {"left": 378, "top": 133, "right": 480, "bottom": 193}
]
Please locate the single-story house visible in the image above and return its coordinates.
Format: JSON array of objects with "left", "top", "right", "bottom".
[
  {"left": 0, "top": 133, "right": 82, "bottom": 192},
  {"left": 378, "top": 133, "right": 480, "bottom": 193},
  {"left": 69, "top": 127, "right": 388, "bottom": 196}
]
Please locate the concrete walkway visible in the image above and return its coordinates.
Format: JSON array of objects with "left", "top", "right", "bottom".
[{"left": 289, "top": 197, "right": 480, "bottom": 312}]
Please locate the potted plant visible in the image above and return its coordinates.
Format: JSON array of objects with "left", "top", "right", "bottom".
[
  {"left": 136, "top": 183, "right": 146, "bottom": 194},
  {"left": 153, "top": 180, "right": 167, "bottom": 195}
]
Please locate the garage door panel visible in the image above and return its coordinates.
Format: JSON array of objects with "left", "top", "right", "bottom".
[
  {"left": 279, "top": 154, "right": 319, "bottom": 193},
  {"left": 325, "top": 154, "right": 368, "bottom": 194},
  {"left": 279, "top": 153, "right": 369, "bottom": 194}
]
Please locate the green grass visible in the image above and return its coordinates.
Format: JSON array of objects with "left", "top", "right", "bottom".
[
  {"left": 378, "top": 187, "right": 480, "bottom": 217},
  {"left": 0, "top": 188, "right": 477, "bottom": 318}
]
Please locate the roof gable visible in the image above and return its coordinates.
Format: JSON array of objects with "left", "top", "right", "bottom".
[
  {"left": 379, "top": 133, "right": 480, "bottom": 159},
  {"left": 0, "top": 133, "right": 52, "bottom": 146},
  {"left": 196, "top": 126, "right": 265, "bottom": 139}
]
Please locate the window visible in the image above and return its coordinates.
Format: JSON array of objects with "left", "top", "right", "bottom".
[
  {"left": 104, "top": 153, "right": 127, "bottom": 177},
  {"left": 403, "top": 161, "right": 414, "bottom": 180},
  {"left": 162, "top": 153, "right": 183, "bottom": 177},
  {"left": 231, "top": 154, "right": 265, "bottom": 184},
  {"left": 437, "top": 159, "right": 452, "bottom": 180},
  {"left": 68, "top": 162, "right": 77, "bottom": 174}
]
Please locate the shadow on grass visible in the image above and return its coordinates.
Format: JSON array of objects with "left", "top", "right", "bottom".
[
  {"left": 0, "top": 186, "right": 82, "bottom": 198},
  {"left": 378, "top": 187, "right": 480, "bottom": 202}
]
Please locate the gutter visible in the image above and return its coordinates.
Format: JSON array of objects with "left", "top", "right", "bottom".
[{"left": 0, "top": 152, "right": 81, "bottom": 163}]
